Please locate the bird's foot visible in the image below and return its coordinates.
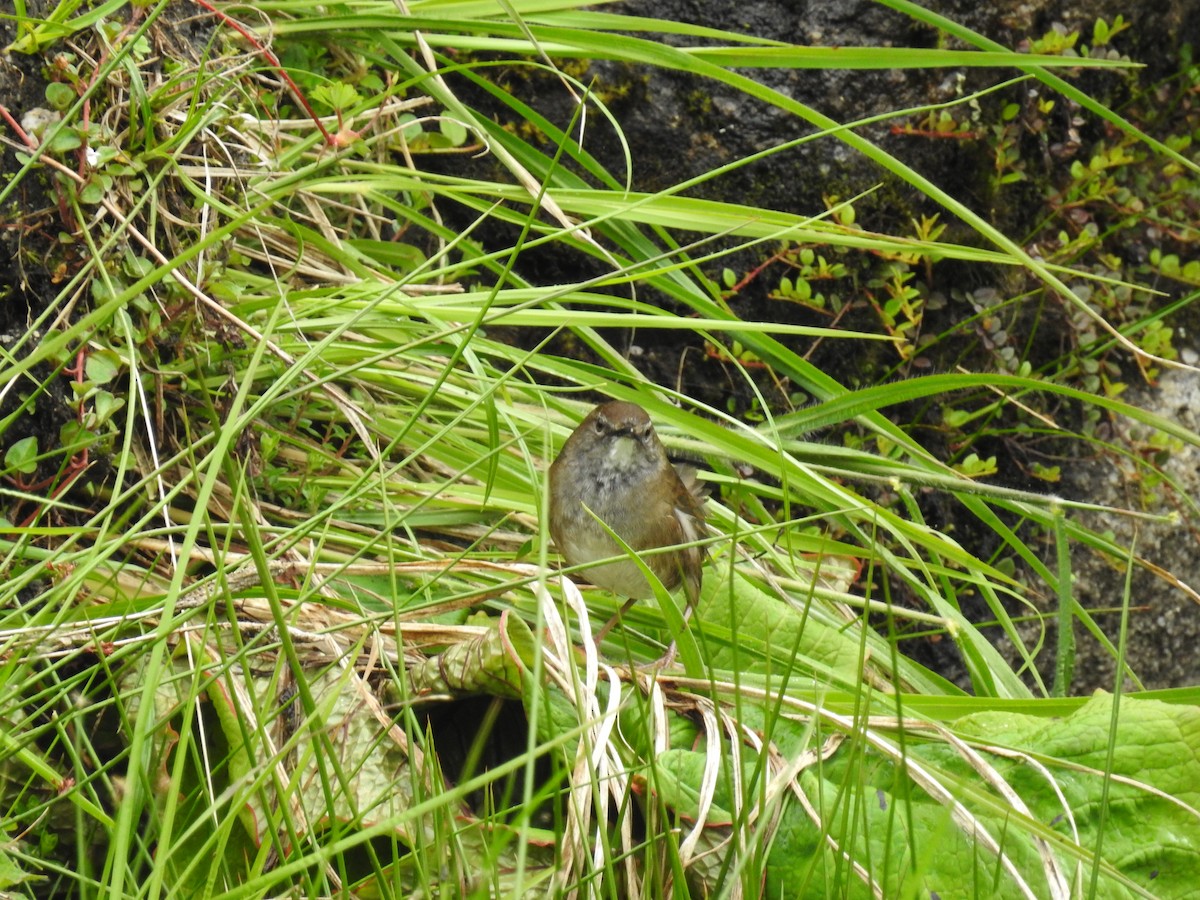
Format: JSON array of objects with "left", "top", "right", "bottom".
[{"left": 636, "top": 640, "right": 679, "bottom": 673}]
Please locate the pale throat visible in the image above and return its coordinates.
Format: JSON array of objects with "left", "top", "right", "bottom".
[
  {"left": 589, "top": 435, "right": 654, "bottom": 494},
  {"left": 608, "top": 435, "right": 642, "bottom": 467}
]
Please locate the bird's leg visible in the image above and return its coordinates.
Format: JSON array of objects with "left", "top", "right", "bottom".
[
  {"left": 594, "top": 596, "right": 638, "bottom": 643},
  {"left": 653, "top": 601, "right": 694, "bottom": 670},
  {"left": 595, "top": 595, "right": 694, "bottom": 671}
]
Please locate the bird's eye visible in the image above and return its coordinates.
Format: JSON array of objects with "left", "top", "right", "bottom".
[{"left": 593, "top": 418, "right": 606, "bottom": 434}]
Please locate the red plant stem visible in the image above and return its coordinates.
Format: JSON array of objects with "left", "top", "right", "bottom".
[
  {"left": 0, "top": 103, "right": 38, "bottom": 148},
  {"left": 63, "top": 347, "right": 88, "bottom": 423},
  {"left": 729, "top": 249, "right": 788, "bottom": 294},
  {"left": 191, "top": 0, "right": 335, "bottom": 145}
]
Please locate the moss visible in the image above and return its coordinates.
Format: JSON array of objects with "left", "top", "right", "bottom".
[{"left": 685, "top": 88, "right": 713, "bottom": 117}]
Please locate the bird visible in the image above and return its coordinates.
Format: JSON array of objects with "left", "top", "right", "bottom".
[{"left": 548, "top": 400, "right": 706, "bottom": 644}]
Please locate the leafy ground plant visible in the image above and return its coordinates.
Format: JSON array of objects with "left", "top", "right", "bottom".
[{"left": 0, "top": 0, "right": 1197, "bottom": 896}]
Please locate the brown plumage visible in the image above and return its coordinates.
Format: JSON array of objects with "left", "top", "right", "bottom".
[{"left": 549, "top": 401, "right": 706, "bottom": 639}]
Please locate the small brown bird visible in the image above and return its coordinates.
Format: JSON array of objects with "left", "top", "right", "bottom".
[{"left": 549, "top": 401, "right": 706, "bottom": 641}]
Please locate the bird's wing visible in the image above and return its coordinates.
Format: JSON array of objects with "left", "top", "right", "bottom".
[{"left": 672, "top": 465, "right": 708, "bottom": 606}]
